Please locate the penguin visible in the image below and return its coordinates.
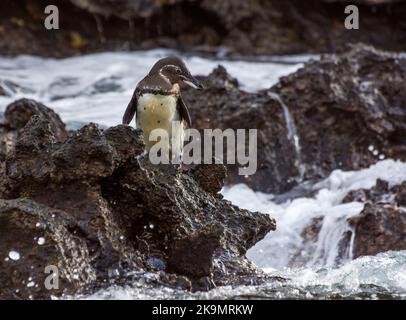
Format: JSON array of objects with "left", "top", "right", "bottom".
[{"left": 122, "top": 56, "right": 203, "bottom": 163}]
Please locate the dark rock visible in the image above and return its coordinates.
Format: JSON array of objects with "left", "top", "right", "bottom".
[
  {"left": 2, "top": 116, "right": 56, "bottom": 194},
  {"left": 274, "top": 44, "right": 406, "bottom": 179},
  {"left": 190, "top": 162, "right": 227, "bottom": 198},
  {"left": 343, "top": 179, "right": 390, "bottom": 204},
  {"left": 186, "top": 44, "right": 406, "bottom": 193},
  {"left": 1, "top": 0, "right": 406, "bottom": 57},
  {"left": 0, "top": 130, "right": 16, "bottom": 163},
  {"left": 167, "top": 225, "right": 223, "bottom": 280},
  {"left": 349, "top": 203, "right": 406, "bottom": 258},
  {"left": 159, "top": 272, "right": 192, "bottom": 291},
  {"left": 395, "top": 183, "right": 406, "bottom": 207},
  {"left": 0, "top": 102, "right": 275, "bottom": 299},
  {"left": 0, "top": 198, "right": 95, "bottom": 299},
  {"left": 345, "top": 180, "right": 406, "bottom": 258},
  {"left": 51, "top": 124, "right": 143, "bottom": 183},
  {"left": 0, "top": 117, "right": 146, "bottom": 299},
  {"left": 5, "top": 99, "right": 67, "bottom": 140},
  {"left": 301, "top": 217, "right": 324, "bottom": 242},
  {"left": 286, "top": 216, "right": 324, "bottom": 267},
  {"left": 0, "top": 99, "right": 68, "bottom": 164},
  {"left": 184, "top": 66, "right": 299, "bottom": 194},
  {"left": 101, "top": 156, "right": 275, "bottom": 285}
]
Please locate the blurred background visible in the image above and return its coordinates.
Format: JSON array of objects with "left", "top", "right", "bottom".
[{"left": 0, "top": 0, "right": 405, "bottom": 57}]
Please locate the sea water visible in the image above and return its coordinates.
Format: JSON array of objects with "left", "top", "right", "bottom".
[{"left": 1, "top": 50, "right": 405, "bottom": 299}]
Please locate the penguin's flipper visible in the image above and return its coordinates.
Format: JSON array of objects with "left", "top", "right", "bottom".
[
  {"left": 122, "top": 89, "right": 139, "bottom": 125},
  {"left": 177, "top": 95, "right": 192, "bottom": 128}
]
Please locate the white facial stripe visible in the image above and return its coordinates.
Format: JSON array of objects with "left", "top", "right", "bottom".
[
  {"left": 159, "top": 68, "right": 171, "bottom": 85},
  {"left": 183, "top": 80, "right": 199, "bottom": 89},
  {"left": 164, "top": 64, "right": 180, "bottom": 69}
]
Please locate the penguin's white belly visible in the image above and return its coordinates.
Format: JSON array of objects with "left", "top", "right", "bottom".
[{"left": 137, "top": 93, "right": 184, "bottom": 160}]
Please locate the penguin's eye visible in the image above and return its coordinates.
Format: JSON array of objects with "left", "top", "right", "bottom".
[{"left": 176, "top": 68, "right": 181, "bottom": 74}]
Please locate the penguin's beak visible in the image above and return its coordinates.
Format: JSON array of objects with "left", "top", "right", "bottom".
[{"left": 181, "top": 75, "right": 204, "bottom": 90}]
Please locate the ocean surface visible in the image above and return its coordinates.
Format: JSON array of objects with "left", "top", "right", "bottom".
[{"left": 1, "top": 49, "right": 405, "bottom": 300}]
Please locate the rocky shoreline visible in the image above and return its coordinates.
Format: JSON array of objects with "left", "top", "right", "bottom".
[
  {"left": 0, "top": 99, "right": 275, "bottom": 299},
  {"left": 185, "top": 44, "right": 406, "bottom": 194},
  {"left": 1, "top": 44, "right": 405, "bottom": 299},
  {"left": 1, "top": 0, "right": 406, "bottom": 57}
]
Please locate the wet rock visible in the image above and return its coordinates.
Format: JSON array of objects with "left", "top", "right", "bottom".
[
  {"left": 50, "top": 124, "right": 144, "bottom": 183},
  {"left": 0, "top": 129, "right": 16, "bottom": 163},
  {"left": 275, "top": 44, "right": 406, "bottom": 178},
  {"left": 346, "top": 180, "right": 406, "bottom": 258},
  {"left": 184, "top": 66, "right": 299, "bottom": 193},
  {"left": 5, "top": 99, "right": 67, "bottom": 140},
  {"left": 0, "top": 117, "right": 146, "bottom": 299},
  {"left": 101, "top": 156, "right": 275, "bottom": 286},
  {"left": 167, "top": 225, "right": 223, "bottom": 281},
  {"left": 159, "top": 272, "right": 192, "bottom": 291},
  {"left": 287, "top": 216, "right": 324, "bottom": 268},
  {"left": 301, "top": 217, "right": 324, "bottom": 243},
  {"left": 395, "top": 183, "right": 406, "bottom": 207},
  {"left": 190, "top": 162, "right": 227, "bottom": 198},
  {"left": 1, "top": 116, "right": 56, "bottom": 194},
  {"left": 0, "top": 99, "right": 67, "bottom": 161},
  {"left": 186, "top": 44, "right": 406, "bottom": 193},
  {"left": 0, "top": 102, "right": 275, "bottom": 299},
  {"left": 343, "top": 179, "right": 391, "bottom": 204},
  {"left": 1, "top": 0, "right": 406, "bottom": 57},
  {"left": 0, "top": 198, "right": 96, "bottom": 299},
  {"left": 350, "top": 203, "right": 406, "bottom": 258}
]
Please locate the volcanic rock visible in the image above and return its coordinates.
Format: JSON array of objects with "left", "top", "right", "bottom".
[
  {"left": 185, "top": 44, "right": 406, "bottom": 193},
  {"left": 0, "top": 101, "right": 275, "bottom": 299},
  {"left": 345, "top": 179, "right": 406, "bottom": 258},
  {"left": 1, "top": 0, "right": 406, "bottom": 57},
  {"left": 0, "top": 98, "right": 67, "bottom": 161}
]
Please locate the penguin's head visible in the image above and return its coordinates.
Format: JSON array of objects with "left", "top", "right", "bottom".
[{"left": 149, "top": 56, "right": 204, "bottom": 90}]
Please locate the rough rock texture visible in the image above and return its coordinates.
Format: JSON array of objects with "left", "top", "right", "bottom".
[
  {"left": 345, "top": 179, "right": 406, "bottom": 258},
  {"left": 1, "top": 0, "right": 406, "bottom": 57},
  {"left": 274, "top": 44, "right": 406, "bottom": 184},
  {"left": 184, "top": 66, "right": 300, "bottom": 194},
  {"left": 185, "top": 44, "right": 406, "bottom": 193},
  {"left": 100, "top": 156, "right": 274, "bottom": 290},
  {"left": 190, "top": 163, "right": 227, "bottom": 198},
  {"left": 0, "top": 99, "right": 67, "bottom": 161},
  {"left": 0, "top": 101, "right": 275, "bottom": 299},
  {"left": 0, "top": 198, "right": 97, "bottom": 299},
  {"left": 5, "top": 99, "right": 67, "bottom": 139}
]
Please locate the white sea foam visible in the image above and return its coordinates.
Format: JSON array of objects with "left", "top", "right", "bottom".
[
  {"left": 75, "top": 160, "right": 406, "bottom": 300},
  {"left": 0, "top": 50, "right": 304, "bottom": 127},
  {"left": 222, "top": 159, "right": 406, "bottom": 269},
  {"left": 264, "top": 250, "right": 406, "bottom": 294},
  {"left": 2, "top": 51, "right": 405, "bottom": 299},
  {"left": 77, "top": 250, "right": 406, "bottom": 300}
]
